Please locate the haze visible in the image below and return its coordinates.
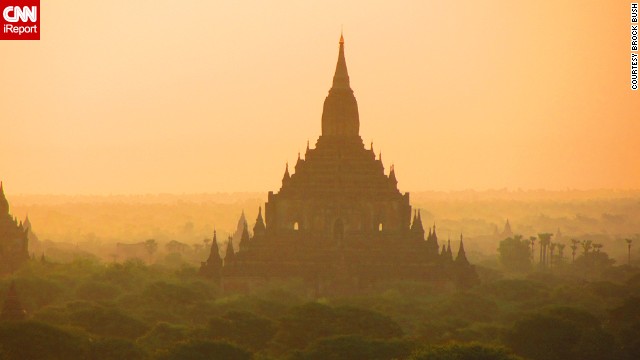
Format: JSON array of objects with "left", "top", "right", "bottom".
[{"left": 1, "top": 0, "right": 638, "bottom": 194}]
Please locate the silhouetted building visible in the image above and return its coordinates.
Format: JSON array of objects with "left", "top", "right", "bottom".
[
  {"left": 453, "top": 235, "right": 479, "bottom": 287},
  {"left": 199, "top": 231, "right": 222, "bottom": 283},
  {"left": 501, "top": 219, "right": 513, "bottom": 239},
  {"left": 0, "top": 182, "right": 29, "bottom": 274},
  {"left": 206, "top": 35, "right": 478, "bottom": 292},
  {"left": 0, "top": 281, "right": 27, "bottom": 321},
  {"left": 232, "top": 211, "right": 248, "bottom": 252}
]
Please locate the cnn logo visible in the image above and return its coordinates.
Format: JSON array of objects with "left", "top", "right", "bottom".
[
  {"left": 3, "top": 6, "right": 37, "bottom": 23},
  {"left": 1, "top": 1, "right": 40, "bottom": 40}
]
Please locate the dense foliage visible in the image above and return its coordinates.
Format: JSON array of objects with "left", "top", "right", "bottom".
[{"left": 1, "top": 255, "right": 640, "bottom": 359}]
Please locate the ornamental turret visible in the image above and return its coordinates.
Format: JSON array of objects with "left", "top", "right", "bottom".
[
  {"left": 199, "top": 231, "right": 223, "bottom": 281},
  {"left": 253, "top": 206, "right": 266, "bottom": 238},
  {"left": 224, "top": 236, "right": 235, "bottom": 266}
]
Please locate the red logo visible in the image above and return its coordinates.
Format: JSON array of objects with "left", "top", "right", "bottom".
[{"left": 1, "top": 0, "right": 40, "bottom": 40}]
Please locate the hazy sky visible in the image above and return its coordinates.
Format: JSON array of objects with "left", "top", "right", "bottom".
[{"left": 1, "top": 1, "right": 638, "bottom": 194}]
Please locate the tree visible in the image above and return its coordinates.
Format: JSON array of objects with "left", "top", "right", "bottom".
[
  {"left": 625, "top": 238, "right": 633, "bottom": 266},
  {"left": 207, "top": 311, "right": 276, "bottom": 351},
  {"left": 144, "top": 239, "right": 158, "bottom": 261},
  {"left": 275, "top": 303, "right": 403, "bottom": 349},
  {"left": 411, "top": 343, "right": 523, "bottom": 360},
  {"left": 506, "top": 307, "right": 614, "bottom": 360},
  {"left": 67, "top": 305, "right": 149, "bottom": 339},
  {"left": 165, "top": 240, "right": 188, "bottom": 254},
  {"left": 290, "top": 335, "right": 414, "bottom": 360},
  {"left": 156, "top": 340, "right": 251, "bottom": 360},
  {"left": 570, "top": 239, "right": 580, "bottom": 263},
  {"left": 573, "top": 249, "right": 615, "bottom": 274},
  {"left": 89, "top": 337, "right": 147, "bottom": 360},
  {"left": 498, "top": 235, "right": 532, "bottom": 272},
  {"left": 0, "top": 321, "right": 90, "bottom": 359},
  {"left": 538, "top": 233, "right": 553, "bottom": 267},
  {"left": 581, "top": 240, "right": 593, "bottom": 255},
  {"left": 137, "top": 322, "right": 188, "bottom": 351}
]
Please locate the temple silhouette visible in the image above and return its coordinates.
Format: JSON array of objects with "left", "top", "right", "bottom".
[
  {"left": 200, "top": 35, "right": 478, "bottom": 292},
  {"left": 0, "top": 183, "right": 29, "bottom": 274}
]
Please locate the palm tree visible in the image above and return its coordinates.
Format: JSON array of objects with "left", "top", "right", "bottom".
[
  {"left": 570, "top": 239, "right": 580, "bottom": 263},
  {"left": 144, "top": 239, "right": 158, "bottom": 261},
  {"left": 625, "top": 238, "right": 633, "bottom": 266},
  {"left": 592, "top": 243, "right": 603, "bottom": 253},
  {"left": 557, "top": 243, "right": 566, "bottom": 264},
  {"left": 581, "top": 240, "right": 592, "bottom": 256},
  {"left": 529, "top": 236, "right": 536, "bottom": 262},
  {"left": 538, "top": 233, "right": 553, "bottom": 267}
]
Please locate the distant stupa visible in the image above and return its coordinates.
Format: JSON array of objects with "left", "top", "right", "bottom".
[{"left": 231, "top": 211, "right": 248, "bottom": 252}]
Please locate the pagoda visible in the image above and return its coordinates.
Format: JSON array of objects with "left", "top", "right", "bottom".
[{"left": 201, "top": 35, "right": 477, "bottom": 292}]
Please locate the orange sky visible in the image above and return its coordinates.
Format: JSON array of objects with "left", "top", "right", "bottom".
[{"left": 1, "top": 1, "right": 638, "bottom": 194}]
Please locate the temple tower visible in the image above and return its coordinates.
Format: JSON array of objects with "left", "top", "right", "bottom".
[{"left": 264, "top": 34, "right": 412, "bottom": 243}]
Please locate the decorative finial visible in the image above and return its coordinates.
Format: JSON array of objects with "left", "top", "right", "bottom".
[{"left": 340, "top": 27, "right": 344, "bottom": 45}]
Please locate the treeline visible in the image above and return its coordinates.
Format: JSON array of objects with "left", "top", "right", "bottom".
[{"left": 1, "top": 257, "right": 640, "bottom": 359}]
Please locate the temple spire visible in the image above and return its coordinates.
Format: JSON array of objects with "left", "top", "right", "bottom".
[
  {"left": 253, "top": 206, "right": 266, "bottom": 237},
  {"left": 332, "top": 32, "right": 350, "bottom": 89},
  {"left": 321, "top": 33, "right": 360, "bottom": 137},
  {"left": 207, "top": 230, "right": 221, "bottom": 263},
  {"left": 388, "top": 164, "right": 397, "bottom": 185},
  {"left": 456, "top": 234, "right": 470, "bottom": 265},
  {"left": 239, "top": 220, "right": 251, "bottom": 251},
  {"left": 282, "top": 163, "right": 291, "bottom": 185},
  {"left": 224, "top": 236, "right": 235, "bottom": 266}
]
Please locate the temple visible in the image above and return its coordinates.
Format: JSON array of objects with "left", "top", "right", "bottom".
[
  {"left": 200, "top": 35, "right": 478, "bottom": 292},
  {"left": 0, "top": 182, "right": 29, "bottom": 274}
]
